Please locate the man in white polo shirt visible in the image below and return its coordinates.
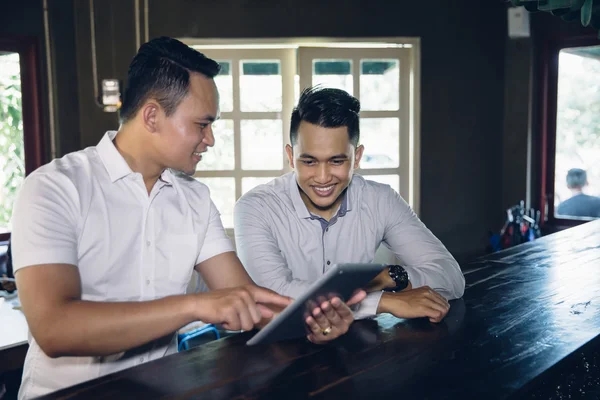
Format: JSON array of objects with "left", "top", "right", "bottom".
[
  {"left": 11, "top": 38, "right": 361, "bottom": 399},
  {"left": 234, "top": 87, "right": 465, "bottom": 329}
]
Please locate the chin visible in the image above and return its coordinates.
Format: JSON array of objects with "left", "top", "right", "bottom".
[
  {"left": 182, "top": 168, "right": 196, "bottom": 176},
  {"left": 309, "top": 195, "right": 338, "bottom": 211}
]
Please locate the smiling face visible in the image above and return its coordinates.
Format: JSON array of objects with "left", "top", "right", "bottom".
[
  {"left": 286, "top": 121, "right": 363, "bottom": 218},
  {"left": 152, "top": 72, "right": 219, "bottom": 175}
]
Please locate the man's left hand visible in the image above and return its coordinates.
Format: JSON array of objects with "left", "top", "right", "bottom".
[{"left": 305, "top": 289, "right": 366, "bottom": 344}]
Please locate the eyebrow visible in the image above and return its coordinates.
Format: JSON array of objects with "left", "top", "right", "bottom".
[
  {"left": 298, "top": 153, "right": 348, "bottom": 160},
  {"left": 196, "top": 115, "right": 218, "bottom": 123}
]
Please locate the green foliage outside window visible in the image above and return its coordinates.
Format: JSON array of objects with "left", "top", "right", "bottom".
[{"left": 0, "top": 53, "right": 25, "bottom": 231}]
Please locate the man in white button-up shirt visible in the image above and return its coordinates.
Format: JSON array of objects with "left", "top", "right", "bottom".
[
  {"left": 235, "top": 87, "right": 465, "bottom": 331},
  {"left": 8, "top": 37, "right": 341, "bottom": 399}
]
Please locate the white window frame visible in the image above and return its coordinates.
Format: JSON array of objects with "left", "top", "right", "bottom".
[{"left": 184, "top": 37, "right": 421, "bottom": 234}]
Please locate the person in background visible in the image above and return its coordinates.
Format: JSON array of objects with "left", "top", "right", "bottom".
[{"left": 557, "top": 168, "right": 600, "bottom": 218}]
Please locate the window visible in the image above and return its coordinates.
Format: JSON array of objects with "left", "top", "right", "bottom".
[
  {"left": 188, "top": 40, "right": 420, "bottom": 233},
  {"left": 298, "top": 47, "right": 409, "bottom": 197},
  {"left": 0, "top": 52, "right": 24, "bottom": 235},
  {"left": 0, "top": 37, "right": 45, "bottom": 241},
  {"left": 539, "top": 35, "right": 600, "bottom": 227},
  {"left": 553, "top": 47, "right": 600, "bottom": 221},
  {"left": 192, "top": 48, "right": 296, "bottom": 230}
]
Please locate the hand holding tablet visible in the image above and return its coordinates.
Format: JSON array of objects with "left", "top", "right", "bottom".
[{"left": 247, "top": 263, "right": 386, "bottom": 346}]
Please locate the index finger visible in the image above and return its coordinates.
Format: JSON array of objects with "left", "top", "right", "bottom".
[{"left": 249, "top": 285, "right": 294, "bottom": 307}]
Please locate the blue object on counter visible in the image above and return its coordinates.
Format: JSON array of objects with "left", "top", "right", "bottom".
[{"left": 177, "top": 324, "right": 220, "bottom": 352}]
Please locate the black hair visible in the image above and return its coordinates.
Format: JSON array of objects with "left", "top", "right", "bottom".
[
  {"left": 119, "top": 36, "right": 220, "bottom": 123},
  {"left": 290, "top": 86, "right": 360, "bottom": 146},
  {"left": 566, "top": 168, "right": 587, "bottom": 188}
]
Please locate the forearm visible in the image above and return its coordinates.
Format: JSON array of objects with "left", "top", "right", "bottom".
[
  {"left": 365, "top": 268, "right": 396, "bottom": 292},
  {"left": 376, "top": 292, "right": 395, "bottom": 314},
  {"left": 40, "top": 295, "right": 196, "bottom": 358},
  {"left": 403, "top": 260, "right": 465, "bottom": 300},
  {"left": 261, "top": 275, "right": 314, "bottom": 300}
]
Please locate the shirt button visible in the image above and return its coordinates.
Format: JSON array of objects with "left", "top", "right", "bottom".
[
  {"left": 146, "top": 279, "right": 150, "bottom": 285},
  {"left": 139, "top": 357, "right": 144, "bottom": 363},
  {"left": 146, "top": 240, "right": 151, "bottom": 246},
  {"left": 327, "top": 261, "right": 331, "bottom": 265},
  {"left": 326, "top": 228, "right": 329, "bottom": 232}
]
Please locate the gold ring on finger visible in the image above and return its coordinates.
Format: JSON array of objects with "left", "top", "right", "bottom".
[{"left": 322, "top": 326, "right": 332, "bottom": 336}]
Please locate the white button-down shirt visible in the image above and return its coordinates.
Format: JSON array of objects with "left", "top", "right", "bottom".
[
  {"left": 11, "top": 131, "right": 233, "bottom": 399},
  {"left": 234, "top": 172, "right": 465, "bottom": 319}
]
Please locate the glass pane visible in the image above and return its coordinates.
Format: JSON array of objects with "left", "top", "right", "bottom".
[
  {"left": 241, "top": 120, "right": 283, "bottom": 170},
  {"left": 242, "top": 177, "right": 275, "bottom": 195},
  {"left": 312, "top": 60, "right": 353, "bottom": 94},
  {"left": 214, "top": 61, "right": 233, "bottom": 112},
  {"left": 359, "top": 118, "right": 399, "bottom": 169},
  {"left": 363, "top": 175, "right": 400, "bottom": 194},
  {"left": 196, "top": 119, "right": 234, "bottom": 171},
  {"left": 554, "top": 47, "right": 600, "bottom": 220},
  {"left": 360, "top": 59, "right": 399, "bottom": 111},
  {"left": 0, "top": 52, "right": 24, "bottom": 233},
  {"left": 240, "top": 60, "right": 282, "bottom": 112},
  {"left": 195, "top": 177, "right": 235, "bottom": 229}
]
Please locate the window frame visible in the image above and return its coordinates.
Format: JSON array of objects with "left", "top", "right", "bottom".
[
  {"left": 538, "top": 33, "right": 600, "bottom": 230},
  {"left": 186, "top": 37, "right": 421, "bottom": 235},
  {"left": 0, "top": 35, "right": 46, "bottom": 241},
  {"left": 297, "top": 46, "right": 411, "bottom": 203}
]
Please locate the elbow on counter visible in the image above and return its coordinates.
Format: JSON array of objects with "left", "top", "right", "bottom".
[{"left": 449, "top": 266, "right": 466, "bottom": 300}]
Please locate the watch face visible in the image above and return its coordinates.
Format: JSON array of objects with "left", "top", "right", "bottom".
[{"left": 388, "top": 265, "right": 408, "bottom": 291}]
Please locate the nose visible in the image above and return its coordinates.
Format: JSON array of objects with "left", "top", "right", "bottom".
[
  {"left": 315, "top": 163, "right": 332, "bottom": 184},
  {"left": 203, "top": 125, "right": 215, "bottom": 148}
]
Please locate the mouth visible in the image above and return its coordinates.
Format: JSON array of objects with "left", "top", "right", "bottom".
[
  {"left": 192, "top": 151, "right": 203, "bottom": 162},
  {"left": 311, "top": 184, "right": 336, "bottom": 198}
]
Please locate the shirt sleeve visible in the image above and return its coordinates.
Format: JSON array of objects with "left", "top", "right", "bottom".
[
  {"left": 196, "top": 198, "right": 235, "bottom": 265},
  {"left": 234, "top": 195, "right": 315, "bottom": 300},
  {"left": 378, "top": 186, "right": 465, "bottom": 300},
  {"left": 351, "top": 291, "right": 383, "bottom": 319},
  {"left": 11, "top": 171, "right": 80, "bottom": 271}
]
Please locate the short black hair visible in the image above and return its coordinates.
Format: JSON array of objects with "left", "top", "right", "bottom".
[
  {"left": 119, "top": 36, "right": 221, "bottom": 123},
  {"left": 290, "top": 86, "right": 360, "bottom": 147},
  {"left": 566, "top": 168, "right": 587, "bottom": 188}
]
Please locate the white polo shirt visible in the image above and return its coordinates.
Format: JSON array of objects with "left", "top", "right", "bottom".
[{"left": 11, "top": 131, "right": 234, "bottom": 399}]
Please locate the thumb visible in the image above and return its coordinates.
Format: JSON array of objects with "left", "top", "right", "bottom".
[{"left": 346, "top": 289, "right": 367, "bottom": 306}]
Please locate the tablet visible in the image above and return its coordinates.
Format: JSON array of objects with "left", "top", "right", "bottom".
[{"left": 246, "top": 263, "right": 386, "bottom": 346}]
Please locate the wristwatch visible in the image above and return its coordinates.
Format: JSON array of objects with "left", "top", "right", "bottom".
[{"left": 383, "top": 264, "right": 409, "bottom": 292}]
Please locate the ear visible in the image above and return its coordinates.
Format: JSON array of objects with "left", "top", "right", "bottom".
[
  {"left": 141, "top": 102, "right": 161, "bottom": 133},
  {"left": 285, "top": 144, "right": 295, "bottom": 169},
  {"left": 354, "top": 144, "right": 364, "bottom": 170}
]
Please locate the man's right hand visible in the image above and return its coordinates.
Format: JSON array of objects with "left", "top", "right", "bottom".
[
  {"left": 377, "top": 286, "right": 450, "bottom": 323},
  {"left": 193, "top": 284, "right": 293, "bottom": 331}
]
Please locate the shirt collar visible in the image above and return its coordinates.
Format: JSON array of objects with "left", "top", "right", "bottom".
[
  {"left": 288, "top": 172, "right": 353, "bottom": 219},
  {"left": 97, "top": 130, "right": 173, "bottom": 187}
]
